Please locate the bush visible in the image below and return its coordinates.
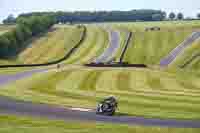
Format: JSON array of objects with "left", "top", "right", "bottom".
[
  {"left": 0, "top": 36, "right": 10, "bottom": 57},
  {"left": 0, "top": 15, "right": 56, "bottom": 58}
]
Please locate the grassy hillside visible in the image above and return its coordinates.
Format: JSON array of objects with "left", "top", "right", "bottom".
[
  {"left": 0, "top": 25, "right": 110, "bottom": 65},
  {"left": 64, "top": 25, "right": 109, "bottom": 64},
  {"left": 1, "top": 21, "right": 200, "bottom": 132},
  {"left": 115, "top": 28, "right": 129, "bottom": 62},
  {"left": 0, "top": 115, "right": 199, "bottom": 133},
  {"left": 0, "top": 25, "right": 83, "bottom": 65},
  {"left": 107, "top": 21, "right": 200, "bottom": 65},
  {"left": 110, "top": 20, "right": 200, "bottom": 32},
  {"left": 1, "top": 21, "right": 200, "bottom": 120},
  {"left": 124, "top": 30, "right": 192, "bottom": 65},
  {"left": 170, "top": 39, "right": 200, "bottom": 70},
  {"left": 19, "top": 25, "right": 83, "bottom": 64},
  {"left": 1, "top": 66, "right": 200, "bottom": 120}
]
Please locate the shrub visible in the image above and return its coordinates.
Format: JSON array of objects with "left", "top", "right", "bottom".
[{"left": 0, "top": 15, "right": 56, "bottom": 58}]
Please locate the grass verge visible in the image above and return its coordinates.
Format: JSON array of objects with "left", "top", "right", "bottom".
[
  {"left": 1, "top": 67, "right": 200, "bottom": 120},
  {"left": 0, "top": 115, "right": 199, "bottom": 133}
]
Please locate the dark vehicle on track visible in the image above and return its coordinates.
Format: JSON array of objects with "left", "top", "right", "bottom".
[{"left": 96, "top": 96, "right": 118, "bottom": 116}]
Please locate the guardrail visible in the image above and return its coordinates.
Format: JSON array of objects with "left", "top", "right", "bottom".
[
  {"left": 85, "top": 30, "right": 147, "bottom": 68},
  {"left": 85, "top": 63, "right": 147, "bottom": 68},
  {"left": 0, "top": 26, "right": 86, "bottom": 68},
  {"left": 180, "top": 53, "right": 200, "bottom": 68},
  {"left": 119, "top": 31, "right": 132, "bottom": 63}
]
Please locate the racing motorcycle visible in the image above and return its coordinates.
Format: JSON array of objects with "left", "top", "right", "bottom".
[{"left": 96, "top": 96, "right": 118, "bottom": 116}]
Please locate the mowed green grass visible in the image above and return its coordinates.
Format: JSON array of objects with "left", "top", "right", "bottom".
[
  {"left": 124, "top": 30, "right": 192, "bottom": 65},
  {"left": 1, "top": 21, "right": 200, "bottom": 132},
  {"left": 115, "top": 28, "right": 129, "bottom": 62},
  {"left": 0, "top": 67, "right": 33, "bottom": 75},
  {"left": 107, "top": 21, "right": 200, "bottom": 65},
  {"left": 19, "top": 25, "right": 84, "bottom": 64},
  {"left": 64, "top": 25, "right": 109, "bottom": 64},
  {"left": 0, "top": 25, "right": 83, "bottom": 65},
  {"left": 170, "top": 39, "right": 200, "bottom": 70},
  {"left": 110, "top": 20, "right": 200, "bottom": 32},
  {"left": 0, "top": 115, "right": 199, "bottom": 133},
  {"left": 83, "top": 24, "right": 129, "bottom": 62},
  {"left": 1, "top": 66, "right": 200, "bottom": 120}
]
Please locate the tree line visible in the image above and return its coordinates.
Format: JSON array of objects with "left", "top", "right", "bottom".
[
  {"left": 168, "top": 12, "right": 184, "bottom": 20},
  {"left": 0, "top": 15, "right": 55, "bottom": 58},
  {"left": 3, "top": 10, "right": 200, "bottom": 25},
  {"left": 16, "top": 10, "right": 166, "bottom": 23}
]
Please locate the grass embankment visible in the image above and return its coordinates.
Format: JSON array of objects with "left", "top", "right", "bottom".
[
  {"left": 114, "top": 28, "right": 129, "bottom": 62},
  {"left": 0, "top": 115, "right": 199, "bottom": 133},
  {"left": 92, "top": 25, "right": 130, "bottom": 62},
  {"left": 170, "top": 39, "right": 200, "bottom": 70},
  {"left": 109, "top": 21, "right": 200, "bottom": 65},
  {"left": 0, "top": 68, "right": 32, "bottom": 75},
  {"left": 0, "top": 25, "right": 83, "bottom": 65},
  {"left": 110, "top": 20, "right": 200, "bottom": 32},
  {"left": 1, "top": 67, "right": 200, "bottom": 120},
  {"left": 96, "top": 24, "right": 130, "bottom": 62},
  {"left": 19, "top": 25, "right": 83, "bottom": 64},
  {"left": 124, "top": 30, "right": 192, "bottom": 65},
  {"left": 100, "top": 21, "right": 200, "bottom": 68},
  {"left": 65, "top": 25, "right": 109, "bottom": 64}
]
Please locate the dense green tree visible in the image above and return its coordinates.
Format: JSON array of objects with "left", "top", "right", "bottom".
[
  {"left": 4, "top": 31, "right": 18, "bottom": 55},
  {"left": 0, "top": 15, "right": 55, "bottom": 58},
  {"left": 169, "top": 12, "right": 176, "bottom": 20},
  {"left": 14, "top": 26, "right": 25, "bottom": 44},
  {"left": 197, "top": 13, "right": 200, "bottom": 19},
  {"left": 18, "top": 10, "right": 166, "bottom": 23},
  {"left": 0, "top": 36, "right": 10, "bottom": 57},
  {"left": 3, "top": 14, "right": 16, "bottom": 24},
  {"left": 152, "top": 14, "right": 163, "bottom": 21},
  {"left": 177, "top": 13, "right": 184, "bottom": 20}
]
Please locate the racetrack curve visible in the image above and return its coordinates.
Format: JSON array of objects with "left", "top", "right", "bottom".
[
  {"left": 160, "top": 32, "right": 200, "bottom": 67},
  {"left": 0, "top": 95, "right": 199, "bottom": 128},
  {"left": 93, "top": 29, "right": 120, "bottom": 63},
  {"left": 0, "top": 28, "right": 200, "bottom": 128},
  {"left": 0, "top": 68, "right": 50, "bottom": 86}
]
